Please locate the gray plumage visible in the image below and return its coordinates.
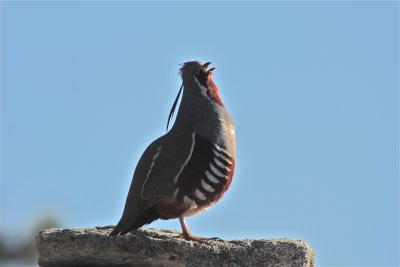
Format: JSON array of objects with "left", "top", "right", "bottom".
[{"left": 111, "top": 61, "right": 235, "bottom": 237}]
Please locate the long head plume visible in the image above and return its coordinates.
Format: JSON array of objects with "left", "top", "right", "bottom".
[
  {"left": 166, "top": 83, "right": 183, "bottom": 132},
  {"left": 166, "top": 61, "right": 215, "bottom": 132}
]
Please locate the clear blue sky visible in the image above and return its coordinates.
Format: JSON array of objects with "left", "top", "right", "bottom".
[{"left": 1, "top": 1, "right": 398, "bottom": 266}]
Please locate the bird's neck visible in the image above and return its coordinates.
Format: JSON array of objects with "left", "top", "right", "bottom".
[
  {"left": 172, "top": 93, "right": 235, "bottom": 157},
  {"left": 208, "top": 79, "right": 224, "bottom": 107}
]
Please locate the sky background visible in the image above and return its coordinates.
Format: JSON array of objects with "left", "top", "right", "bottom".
[{"left": 1, "top": 1, "right": 399, "bottom": 266}]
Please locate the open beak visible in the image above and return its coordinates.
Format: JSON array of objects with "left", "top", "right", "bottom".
[
  {"left": 207, "top": 67, "right": 215, "bottom": 74},
  {"left": 203, "top": 62, "right": 212, "bottom": 70},
  {"left": 203, "top": 62, "right": 215, "bottom": 76}
]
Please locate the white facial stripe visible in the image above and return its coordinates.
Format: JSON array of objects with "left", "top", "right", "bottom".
[
  {"left": 194, "top": 189, "right": 207, "bottom": 200},
  {"left": 212, "top": 149, "right": 233, "bottom": 164},
  {"left": 173, "top": 132, "right": 196, "bottom": 184},
  {"left": 205, "top": 170, "right": 219, "bottom": 184},
  {"left": 193, "top": 74, "right": 209, "bottom": 98},
  {"left": 157, "top": 146, "right": 162, "bottom": 151},
  {"left": 201, "top": 179, "right": 215, "bottom": 192},
  {"left": 210, "top": 163, "right": 226, "bottom": 178},
  {"left": 214, "top": 157, "right": 229, "bottom": 171},
  {"left": 193, "top": 75, "right": 200, "bottom": 86},
  {"left": 183, "top": 195, "right": 198, "bottom": 208}
]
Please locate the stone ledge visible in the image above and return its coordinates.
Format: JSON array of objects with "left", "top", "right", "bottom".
[{"left": 36, "top": 226, "right": 314, "bottom": 267}]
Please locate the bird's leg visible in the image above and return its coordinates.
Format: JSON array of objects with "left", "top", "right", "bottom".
[
  {"left": 179, "top": 216, "right": 197, "bottom": 241},
  {"left": 175, "top": 216, "right": 222, "bottom": 242}
]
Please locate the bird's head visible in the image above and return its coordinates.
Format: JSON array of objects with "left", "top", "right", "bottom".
[
  {"left": 179, "top": 61, "right": 222, "bottom": 106},
  {"left": 166, "top": 61, "right": 224, "bottom": 131}
]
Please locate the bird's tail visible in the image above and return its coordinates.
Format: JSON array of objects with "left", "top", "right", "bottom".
[
  {"left": 109, "top": 206, "right": 160, "bottom": 236},
  {"left": 109, "top": 221, "right": 124, "bottom": 236}
]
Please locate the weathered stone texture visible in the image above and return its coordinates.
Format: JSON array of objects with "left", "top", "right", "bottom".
[{"left": 36, "top": 226, "right": 314, "bottom": 267}]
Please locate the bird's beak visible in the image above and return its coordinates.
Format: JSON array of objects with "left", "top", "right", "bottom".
[
  {"left": 207, "top": 67, "right": 215, "bottom": 74},
  {"left": 203, "top": 62, "right": 212, "bottom": 70}
]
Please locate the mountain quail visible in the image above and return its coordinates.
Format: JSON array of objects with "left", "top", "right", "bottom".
[{"left": 110, "top": 61, "right": 236, "bottom": 241}]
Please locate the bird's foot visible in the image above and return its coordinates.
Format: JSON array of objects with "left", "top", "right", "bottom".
[
  {"left": 174, "top": 233, "right": 223, "bottom": 242},
  {"left": 176, "top": 217, "right": 224, "bottom": 242}
]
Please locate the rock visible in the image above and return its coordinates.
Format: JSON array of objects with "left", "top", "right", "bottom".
[{"left": 36, "top": 226, "right": 314, "bottom": 267}]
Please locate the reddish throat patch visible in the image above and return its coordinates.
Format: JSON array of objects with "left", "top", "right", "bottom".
[
  {"left": 208, "top": 77, "right": 224, "bottom": 106},
  {"left": 195, "top": 70, "right": 224, "bottom": 106}
]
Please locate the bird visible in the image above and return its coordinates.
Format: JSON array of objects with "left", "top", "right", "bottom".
[{"left": 110, "top": 61, "right": 236, "bottom": 241}]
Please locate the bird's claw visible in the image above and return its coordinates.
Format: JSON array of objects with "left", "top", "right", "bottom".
[{"left": 174, "top": 233, "right": 223, "bottom": 242}]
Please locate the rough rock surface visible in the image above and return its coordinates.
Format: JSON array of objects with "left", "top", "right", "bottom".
[{"left": 36, "top": 226, "right": 314, "bottom": 267}]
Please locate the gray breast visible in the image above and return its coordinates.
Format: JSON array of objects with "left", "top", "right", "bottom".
[{"left": 194, "top": 104, "right": 236, "bottom": 160}]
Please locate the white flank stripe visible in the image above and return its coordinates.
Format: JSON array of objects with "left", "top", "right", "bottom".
[
  {"left": 213, "top": 143, "right": 223, "bottom": 151},
  {"left": 152, "top": 152, "right": 160, "bottom": 160},
  {"left": 173, "top": 132, "right": 196, "bottom": 184},
  {"left": 141, "top": 146, "right": 163, "bottom": 198},
  {"left": 173, "top": 188, "right": 179, "bottom": 198},
  {"left": 214, "top": 157, "right": 229, "bottom": 171},
  {"left": 212, "top": 149, "right": 233, "bottom": 164},
  {"left": 141, "top": 160, "right": 156, "bottom": 199},
  {"left": 183, "top": 195, "right": 198, "bottom": 208},
  {"left": 213, "top": 143, "right": 233, "bottom": 158},
  {"left": 213, "top": 143, "right": 232, "bottom": 158},
  {"left": 205, "top": 170, "right": 219, "bottom": 184},
  {"left": 201, "top": 179, "right": 215, "bottom": 192},
  {"left": 210, "top": 163, "right": 226, "bottom": 178},
  {"left": 194, "top": 189, "right": 207, "bottom": 200}
]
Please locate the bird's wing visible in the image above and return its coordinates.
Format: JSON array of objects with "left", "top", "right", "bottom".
[
  {"left": 110, "top": 128, "right": 195, "bottom": 235},
  {"left": 139, "top": 128, "right": 196, "bottom": 201}
]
